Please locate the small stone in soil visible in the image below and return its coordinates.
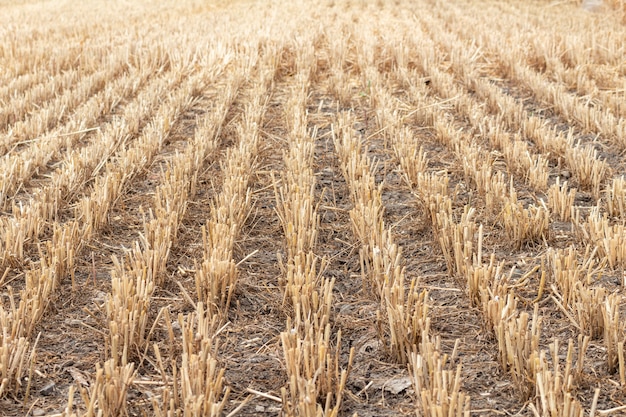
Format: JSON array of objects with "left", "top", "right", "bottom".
[{"left": 39, "top": 381, "right": 55, "bottom": 396}]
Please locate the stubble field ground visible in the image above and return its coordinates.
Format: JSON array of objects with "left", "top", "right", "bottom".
[{"left": 1, "top": 0, "right": 626, "bottom": 415}]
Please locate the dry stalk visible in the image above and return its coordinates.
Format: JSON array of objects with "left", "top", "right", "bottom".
[
  {"left": 0, "top": 64, "right": 189, "bottom": 269},
  {"left": 459, "top": 144, "right": 506, "bottom": 215},
  {"left": 350, "top": 191, "right": 386, "bottom": 288},
  {"left": 281, "top": 252, "right": 326, "bottom": 312},
  {"left": 534, "top": 340, "right": 585, "bottom": 417},
  {"left": 0, "top": 291, "right": 33, "bottom": 398},
  {"left": 345, "top": 95, "right": 437, "bottom": 380},
  {"left": 152, "top": 303, "right": 230, "bottom": 416},
  {"left": 0, "top": 10, "right": 250, "bottom": 403},
  {"left": 548, "top": 178, "right": 577, "bottom": 222},
  {"left": 61, "top": 385, "right": 79, "bottom": 417},
  {"left": 21, "top": 266, "right": 55, "bottom": 337},
  {"left": 0, "top": 56, "right": 166, "bottom": 212},
  {"left": 482, "top": 290, "right": 516, "bottom": 343},
  {"left": 0, "top": 212, "right": 41, "bottom": 267},
  {"left": 281, "top": 318, "right": 354, "bottom": 417},
  {"left": 583, "top": 208, "right": 626, "bottom": 269},
  {"left": 179, "top": 303, "right": 229, "bottom": 416},
  {"left": 501, "top": 184, "right": 550, "bottom": 249},
  {"left": 439, "top": 2, "right": 626, "bottom": 153},
  {"left": 81, "top": 360, "right": 136, "bottom": 417},
  {"left": 417, "top": 173, "right": 450, "bottom": 222},
  {"left": 1, "top": 221, "right": 74, "bottom": 387},
  {"left": 97, "top": 61, "right": 245, "bottom": 389},
  {"left": 140, "top": 151, "right": 199, "bottom": 286},
  {"left": 274, "top": 164, "right": 318, "bottom": 262},
  {"left": 195, "top": 223, "right": 238, "bottom": 316},
  {"left": 106, "top": 255, "right": 155, "bottom": 366},
  {"left": 398, "top": 22, "right": 551, "bottom": 198},
  {"left": 477, "top": 255, "right": 543, "bottom": 401},
  {"left": 275, "top": 86, "right": 316, "bottom": 278},
  {"left": 547, "top": 246, "right": 599, "bottom": 308},
  {"left": 19, "top": 221, "right": 81, "bottom": 334},
  {"left": 327, "top": 38, "right": 353, "bottom": 107},
  {"left": 411, "top": 9, "right": 611, "bottom": 200},
  {"left": 382, "top": 277, "right": 430, "bottom": 365},
  {"left": 392, "top": 126, "right": 428, "bottom": 190},
  {"left": 572, "top": 284, "right": 606, "bottom": 340},
  {"left": 605, "top": 176, "right": 626, "bottom": 218},
  {"left": 177, "top": 346, "right": 230, "bottom": 414},
  {"left": 387, "top": 60, "right": 543, "bottom": 269},
  {"left": 467, "top": 253, "right": 505, "bottom": 308},
  {"left": 495, "top": 305, "right": 542, "bottom": 400},
  {"left": 564, "top": 145, "right": 608, "bottom": 199},
  {"left": 333, "top": 112, "right": 388, "bottom": 295},
  {"left": 0, "top": 53, "right": 130, "bottom": 170},
  {"left": 77, "top": 74, "right": 203, "bottom": 235},
  {"left": 602, "top": 292, "right": 625, "bottom": 375},
  {"left": 408, "top": 332, "right": 470, "bottom": 417},
  {"left": 435, "top": 205, "right": 476, "bottom": 278}
]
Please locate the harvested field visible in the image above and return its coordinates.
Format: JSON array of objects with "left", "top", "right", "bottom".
[{"left": 1, "top": 0, "right": 626, "bottom": 415}]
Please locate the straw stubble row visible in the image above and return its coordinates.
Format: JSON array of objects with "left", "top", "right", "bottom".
[
  {"left": 97, "top": 62, "right": 252, "bottom": 416},
  {"left": 0, "top": 61, "right": 207, "bottom": 401},
  {"left": 0, "top": 48, "right": 192, "bottom": 269},
  {"left": 275, "top": 56, "right": 353, "bottom": 415},
  {"left": 332, "top": 107, "right": 462, "bottom": 415},
  {"left": 372, "top": 25, "right": 588, "bottom": 411}
]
